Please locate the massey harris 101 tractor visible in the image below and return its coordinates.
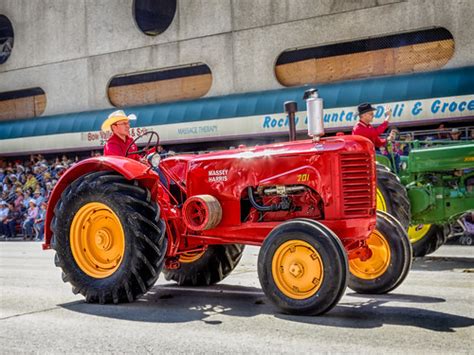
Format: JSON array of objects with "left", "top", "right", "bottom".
[
  {"left": 43, "top": 90, "right": 411, "bottom": 315},
  {"left": 376, "top": 141, "right": 474, "bottom": 257}
]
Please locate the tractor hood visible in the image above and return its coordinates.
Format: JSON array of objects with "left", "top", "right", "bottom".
[
  {"left": 161, "top": 135, "right": 373, "bottom": 184},
  {"left": 165, "top": 135, "right": 371, "bottom": 164},
  {"left": 161, "top": 135, "right": 375, "bottom": 207},
  {"left": 408, "top": 143, "right": 474, "bottom": 173}
]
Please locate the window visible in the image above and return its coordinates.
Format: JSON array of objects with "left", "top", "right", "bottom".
[
  {"left": 0, "top": 15, "right": 14, "bottom": 64},
  {"left": 108, "top": 64, "right": 212, "bottom": 107},
  {"left": 275, "top": 28, "right": 454, "bottom": 87},
  {"left": 0, "top": 88, "right": 46, "bottom": 120},
  {"left": 133, "top": 0, "right": 177, "bottom": 36}
]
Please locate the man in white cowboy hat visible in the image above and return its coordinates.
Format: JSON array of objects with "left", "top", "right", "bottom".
[{"left": 102, "top": 110, "right": 139, "bottom": 159}]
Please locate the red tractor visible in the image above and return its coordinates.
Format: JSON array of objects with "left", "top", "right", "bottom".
[{"left": 43, "top": 90, "right": 411, "bottom": 315}]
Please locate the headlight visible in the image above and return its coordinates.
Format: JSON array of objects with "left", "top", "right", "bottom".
[{"left": 147, "top": 153, "right": 161, "bottom": 167}]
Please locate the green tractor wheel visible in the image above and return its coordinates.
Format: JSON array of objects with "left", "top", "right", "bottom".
[
  {"left": 376, "top": 164, "right": 450, "bottom": 257},
  {"left": 376, "top": 164, "right": 411, "bottom": 230},
  {"left": 408, "top": 224, "right": 446, "bottom": 257}
]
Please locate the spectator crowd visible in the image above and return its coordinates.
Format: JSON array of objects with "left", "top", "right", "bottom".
[{"left": 0, "top": 154, "right": 75, "bottom": 241}]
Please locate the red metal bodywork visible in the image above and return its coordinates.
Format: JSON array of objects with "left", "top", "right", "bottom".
[{"left": 44, "top": 136, "right": 376, "bottom": 260}]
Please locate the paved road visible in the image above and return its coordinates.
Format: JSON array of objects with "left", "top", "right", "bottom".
[{"left": 1, "top": 242, "right": 473, "bottom": 354}]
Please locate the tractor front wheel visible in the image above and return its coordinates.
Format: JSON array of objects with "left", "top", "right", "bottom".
[
  {"left": 348, "top": 211, "right": 412, "bottom": 294},
  {"left": 163, "top": 244, "right": 245, "bottom": 286},
  {"left": 409, "top": 224, "right": 446, "bottom": 257},
  {"left": 258, "top": 219, "right": 348, "bottom": 315},
  {"left": 52, "top": 171, "right": 167, "bottom": 303}
]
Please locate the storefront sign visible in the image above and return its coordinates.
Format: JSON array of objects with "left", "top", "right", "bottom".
[{"left": 1, "top": 95, "right": 472, "bottom": 155}]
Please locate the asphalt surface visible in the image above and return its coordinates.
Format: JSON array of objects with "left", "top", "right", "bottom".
[{"left": 0, "top": 242, "right": 473, "bottom": 354}]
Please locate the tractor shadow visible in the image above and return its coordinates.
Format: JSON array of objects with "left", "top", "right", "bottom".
[
  {"left": 278, "top": 293, "right": 473, "bottom": 332},
  {"left": 60, "top": 283, "right": 474, "bottom": 332},
  {"left": 411, "top": 256, "right": 474, "bottom": 272},
  {"left": 60, "top": 283, "right": 270, "bottom": 324}
]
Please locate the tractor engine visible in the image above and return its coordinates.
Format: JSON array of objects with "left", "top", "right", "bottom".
[{"left": 244, "top": 184, "right": 324, "bottom": 223}]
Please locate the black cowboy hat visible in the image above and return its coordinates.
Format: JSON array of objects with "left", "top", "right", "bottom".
[{"left": 357, "top": 103, "right": 376, "bottom": 116}]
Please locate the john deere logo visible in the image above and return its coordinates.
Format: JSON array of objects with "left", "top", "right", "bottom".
[{"left": 465, "top": 156, "right": 474, "bottom": 162}]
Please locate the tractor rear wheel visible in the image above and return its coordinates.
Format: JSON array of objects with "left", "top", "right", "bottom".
[
  {"left": 163, "top": 244, "right": 245, "bottom": 286},
  {"left": 348, "top": 211, "right": 412, "bottom": 294},
  {"left": 52, "top": 171, "right": 167, "bottom": 304},
  {"left": 376, "top": 164, "right": 410, "bottom": 230},
  {"left": 409, "top": 224, "right": 446, "bottom": 257},
  {"left": 258, "top": 219, "right": 348, "bottom": 315}
]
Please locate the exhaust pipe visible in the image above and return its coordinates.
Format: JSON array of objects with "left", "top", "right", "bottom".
[
  {"left": 304, "top": 89, "right": 324, "bottom": 141},
  {"left": 284, "top": 101, "right": 298, "bottom": 141}
]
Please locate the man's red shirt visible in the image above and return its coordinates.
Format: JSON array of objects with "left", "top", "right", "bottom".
[
  {"left": 103, "top": 134, "right": 140, "bottom": 160},
  {"left": 352, "top": 120, "right": 389, "bottom": 148}
]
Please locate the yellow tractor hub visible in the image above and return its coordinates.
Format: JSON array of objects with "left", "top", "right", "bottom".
[
  {"left": 349, "top": 230, "right": 391, "bottom": 280},
  {"left": 408, "top": 224, "right": 432, "bottom": 243},
  {"left": 377, "top": 186, "right": 430, "bottom": 244},
  {"left": 179, "top": 250, "right": 206, "bottom": 263},
  {"left": 271, "top": 240, "right": 324, "bottom": 300},
  {"left": 70, "top": 202, "right": 125, "bottom": 278},
  {"left": 376, "top": 188, "right": 387, "bottom": 212}
]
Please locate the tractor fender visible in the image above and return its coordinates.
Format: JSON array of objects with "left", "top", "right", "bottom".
[{"left": 43, "top": 156, "right": 159, "bottom": 249}]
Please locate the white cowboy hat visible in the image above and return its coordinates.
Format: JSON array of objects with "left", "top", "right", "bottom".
[{"left": 101, "top": 110, "right": 137, "bottom": 132}]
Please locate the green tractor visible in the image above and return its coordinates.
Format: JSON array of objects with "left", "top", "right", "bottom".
[{"left": 376, "top": 140, "right": 474, "bottom": 256}]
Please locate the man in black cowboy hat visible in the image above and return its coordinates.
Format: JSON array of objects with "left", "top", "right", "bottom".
[{"left": 352, "top": 103, "right": 391, "bottom": 149}]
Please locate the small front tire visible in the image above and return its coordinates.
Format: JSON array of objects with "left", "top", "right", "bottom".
[
  {"left": 258, "top": 219, "right": 348, "bottom": 316},
  {"left": 348, "top": 211, "right": 412, "bottom": 294},
  {"left": 409, "top": 224, "right": 446, "bottom": 257}
]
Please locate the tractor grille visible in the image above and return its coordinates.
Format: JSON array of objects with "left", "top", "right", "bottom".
[{"left": 340, "top": 153, "right": 374, "bottom": 217}]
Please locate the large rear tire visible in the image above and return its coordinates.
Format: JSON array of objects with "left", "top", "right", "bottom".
[
  {"left": 163, "top": 244, "right": 245, "bottom": 286},
  {"left": 409, "top": 224, "right": 446, "bottom": 257},
  {"left": 376, "top": 164, "right": 410, "bottom": 230},
  {"left": 258, "top": 219, "right": 348, "bottom": 315},
  {"left": 348, "top": 211, "right": 412, "bottom": 294},
  {"left": 52, "top": 171, "right": 167, "bottom": 304}
]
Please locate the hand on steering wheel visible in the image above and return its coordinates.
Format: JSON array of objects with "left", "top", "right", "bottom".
[{"left": 125, "top": 131, "right": 160, "bottom": 157}]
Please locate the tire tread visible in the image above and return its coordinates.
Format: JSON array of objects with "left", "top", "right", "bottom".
[{"left": 52, "top": 171, "right": 166, "bottom": 304}]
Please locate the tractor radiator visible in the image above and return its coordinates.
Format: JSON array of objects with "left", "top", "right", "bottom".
[{"left": 340, "top": 153, "right": 374, "bottom": 217}]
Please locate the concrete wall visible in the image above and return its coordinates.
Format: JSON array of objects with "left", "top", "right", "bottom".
[{"left": 0, "top": 0, "right": 473, "bottom": 116}]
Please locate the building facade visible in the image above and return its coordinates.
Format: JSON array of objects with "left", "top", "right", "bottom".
[{"left": 0, "top": 0, "right": 473, "bottom": 155}]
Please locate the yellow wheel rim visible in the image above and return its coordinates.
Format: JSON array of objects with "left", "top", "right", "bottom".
[
  {"left": 408, "top": 224, "right": 432, "bottom": 243},
  {"left": 349, "top": 230, "right": 391, "bottom": 280},
  {"left": 70, "top": 202, "right": 125, "bottom": 278},
  {"left": 376, "top": 188, "right": 387, "bottom": 211},
  {"left": 271, "top": 240, "right": 324, "bottom": 300},
  {"left": 179, "top": 250, "right": 206, "bottom": 263}
]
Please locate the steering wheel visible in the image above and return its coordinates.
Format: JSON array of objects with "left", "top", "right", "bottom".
[{"left": 126, "top": 131, "right": 160, "bottom": 157}]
